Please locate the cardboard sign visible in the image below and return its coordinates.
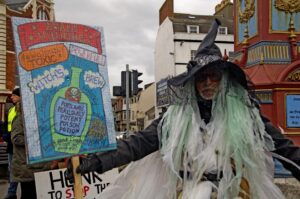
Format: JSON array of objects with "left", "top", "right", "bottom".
[
  {"left": 156, "top": 77, "right": 170, "bottom": 107},
  {"left": 12, "top": 17, "right": 116, "bottom": 164},
  {"left": 34, "top": 168, "right": 119, "bottom": 199}
]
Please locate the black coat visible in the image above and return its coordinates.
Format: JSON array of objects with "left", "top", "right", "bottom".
[{"left": 95, "top": 102, "right": 300, "bottom": 181}]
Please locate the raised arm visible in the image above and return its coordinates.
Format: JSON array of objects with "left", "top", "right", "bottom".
[
  {"left": 98, "top": 117, "right": 161, "bottom": 173},
  {"left": 66, "top": 116, "right": 162, "bottom": 179}
]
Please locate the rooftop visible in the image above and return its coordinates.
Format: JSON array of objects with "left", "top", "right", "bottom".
[
  {"left": 5, "top": 0, "right": 29, "bottom": 10},
  {"left": 170, "top": 13, "right": 233, "bottom": 34}
]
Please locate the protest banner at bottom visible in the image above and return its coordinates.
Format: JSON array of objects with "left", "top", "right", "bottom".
[{"left": 35, "top": 168, "right": 119, "bottom": 199}]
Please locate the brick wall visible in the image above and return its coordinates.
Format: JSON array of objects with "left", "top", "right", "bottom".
[
  {"left": 6, "top": 5, "right": 33, "bottom": 90},
  {"left": 159, "top": 0, "right": 174, "bottom": 25}
]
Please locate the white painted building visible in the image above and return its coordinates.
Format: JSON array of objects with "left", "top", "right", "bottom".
[{"left": 154, "top": 0, "right": 234, "bottom": 116}]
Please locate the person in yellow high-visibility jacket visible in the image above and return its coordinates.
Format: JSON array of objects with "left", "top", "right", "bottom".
[{"left": 3, "top": 87, "right": 20, "bottom": 199}]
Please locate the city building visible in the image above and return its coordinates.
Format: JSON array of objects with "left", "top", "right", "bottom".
[
  {"left": 154, "top": 0, "right": 234, "bottom": 116},
  {"left": 136, "top": 83, "right": 156, "bottom": 130},
  {"left": 0, "top": 0, "right": 54, "bottom": 120},
  {"left": 112, "top": 82, "right": 155, "bottom": 132}
]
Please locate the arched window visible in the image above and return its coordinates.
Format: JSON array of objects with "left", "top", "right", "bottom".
[{"left": 37, "top": 8, "right": 49, "bottom": 20}]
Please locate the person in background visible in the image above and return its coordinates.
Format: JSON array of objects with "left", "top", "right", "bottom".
[
  {"left": 3, "top": 88, "right": 20, "bottom": 199},
  {"left": 10, "top": 91, "right": 54, "bottom": 199},
  {"left": 67, "top": 19, "right": 300, "bottom": 198}
]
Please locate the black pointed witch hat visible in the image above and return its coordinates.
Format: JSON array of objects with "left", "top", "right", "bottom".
[{"left": 168, "top": 19, "right": 247, "bottom": 88}]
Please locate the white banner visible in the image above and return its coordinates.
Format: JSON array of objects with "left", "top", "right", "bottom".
[{"left": 34, "top": 168, "right": 119, "bottom": 199}]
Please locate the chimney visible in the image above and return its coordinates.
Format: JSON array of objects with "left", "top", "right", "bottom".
[{"left": 159, "top": 0, "right": 174, "bottom": 25}]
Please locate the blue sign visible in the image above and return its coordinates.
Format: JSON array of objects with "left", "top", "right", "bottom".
[{"left": 286, "top": 95, "right": 300, "bottom": 128}]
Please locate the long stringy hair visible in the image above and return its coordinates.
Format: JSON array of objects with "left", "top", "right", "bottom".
[{"left": 158, "top": 71, "right": 285, "bottom": 199}]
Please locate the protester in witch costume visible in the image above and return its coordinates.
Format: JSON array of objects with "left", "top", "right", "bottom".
[{"left": 66, "top": 19, "right": 300, "bottom": 198}]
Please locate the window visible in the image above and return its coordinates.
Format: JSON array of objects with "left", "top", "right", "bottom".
[
  {"left": 191, "top": 50, "right": 197, "bottom": 60},
  {"left": 146, "top": 107, "right": 155, "bottom": 120},
  {"left": 187, "top": 25, "right": 199, "bottom": 34},
  {"left": 122, "top": 111, "right": 126, "bottom": 120},
  {"left": 37, "top": 8, "right": 49, "bottom": 20},
  {"left": 218, "top": 26, "right": 228, "bottom": 35}
]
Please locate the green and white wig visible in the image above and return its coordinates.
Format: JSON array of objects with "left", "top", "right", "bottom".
[{"left": 158, "top": 69, "right": 285, "bottom": 198}]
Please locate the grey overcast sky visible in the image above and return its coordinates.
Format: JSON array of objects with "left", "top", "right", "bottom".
[{"left": 54, "top": 0, "right": 224, "bottom": 90}]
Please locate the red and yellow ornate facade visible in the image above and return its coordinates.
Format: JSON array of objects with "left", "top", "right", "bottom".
[{"left": 233, "top": 0, "right": 300, "bottom": 145}]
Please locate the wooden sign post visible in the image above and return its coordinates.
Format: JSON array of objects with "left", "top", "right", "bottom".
[{"left": 72, "top": 156, "right": 83, "bottom": 199}]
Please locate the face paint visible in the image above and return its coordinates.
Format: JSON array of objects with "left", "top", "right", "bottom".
[{"left": 195, "top": 68, "right": 222, "bottom": 100}]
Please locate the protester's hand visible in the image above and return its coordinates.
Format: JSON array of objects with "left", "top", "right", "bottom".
[
  {"left": 65, "top": 158, "right": 75, "bottom": 184},
  {"left": 65, "top": 154, "right": 102, "bottom": 184},
  {"left": 76, "top": 154, "right": 102, "bottom": 174},
  {"left": 50, "top": 160, "right": 59, "bottom": 170}
]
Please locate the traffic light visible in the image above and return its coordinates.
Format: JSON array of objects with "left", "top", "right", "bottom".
[
  {"left": 132, "top": 70, "right": 143, "bottom": 95},
  {"left": 113, "top": 71, "right": 131, "bottom": 97},
  {"left": 122, "top": 71, "right": 132, "bottom": 97},
  {"left": 112, "top": 86, "right": 122, "bottom": 96},
  {"left": 121, "top": 71, "right": 126, "bottom": 96}
]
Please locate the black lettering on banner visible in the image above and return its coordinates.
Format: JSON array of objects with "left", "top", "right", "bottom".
[
  {"left": 48, "top": 191, "right": 55, "bottom": 199},
  {"left": 83, "top": 171, "right": 103, "bottom": 184},
  {"left": 92, "top": 171, "right": 103, "bottom": 183},
  {"left": 82, "top": 172, "right": 91, "bottom": 184},
  {"left": 95, "top": 183, "right": 110, "bottom": 193},
  {"left": 55, "top": 191, "right": 62, "bottom": 199},
  {"left": 48, "top": 191, "right": 63, "bottom": 199},
  {"left": 49, "top": 170, "right": 65, "bottom": 190},
  {"left": 65, "top": 175, "right": 73, "bottom": 188}
]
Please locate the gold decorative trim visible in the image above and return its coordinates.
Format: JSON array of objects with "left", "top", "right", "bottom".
[
  {"left": 274, "top": 88, "right": 300, "bottom": 91},
  {"left": 235, "top": 0, "right": 258, "bottom": 46},
  {"left": 238, "top": 0, "right": 255, "bottom": 23},
  {"left": 287, "top": 69, "right": 300, "bottom": 81},
  {"left": 275, "top": 0, "right": 300, "bottom": 13},
  {"left": 255, "top": 92, "right": 273, "bottom": 102},
  {"left": 255, "top": 89, "right": 273, "bottom": 91},
  {"left": 269, "top": 0, "right": 300, "bottom": 34},
  {"left": 215, "top": 0, "right": 232, "bottom": 13},
  {"left": 237, "top": 0, "right": 255, "bottom": 45},
  {"left": 283, "top": 132, "right": 300, "bottom": 134},
  {"left": 243, "top": 42, "right": 291, "bottom": 65}
]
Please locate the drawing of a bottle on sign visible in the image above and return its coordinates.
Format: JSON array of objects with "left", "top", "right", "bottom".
[{"left": 50, "top": 67, "right": 92, "bottom": 153}]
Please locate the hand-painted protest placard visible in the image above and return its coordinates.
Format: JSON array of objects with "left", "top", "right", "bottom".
[
  {"left": 12, "top": 17, "right": 116, "bottom": 164},
  {"left": 35, "top": 168, "right": 119, "bottom": 199}
]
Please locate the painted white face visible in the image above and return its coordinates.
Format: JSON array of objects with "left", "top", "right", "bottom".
[{"left": 195, "top": 69, "right": 222, "bottom": 100}]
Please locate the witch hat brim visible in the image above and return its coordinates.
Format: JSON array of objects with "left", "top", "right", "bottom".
[{"left": 168, "top": 59, "right": 248, "bottom": 89}]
